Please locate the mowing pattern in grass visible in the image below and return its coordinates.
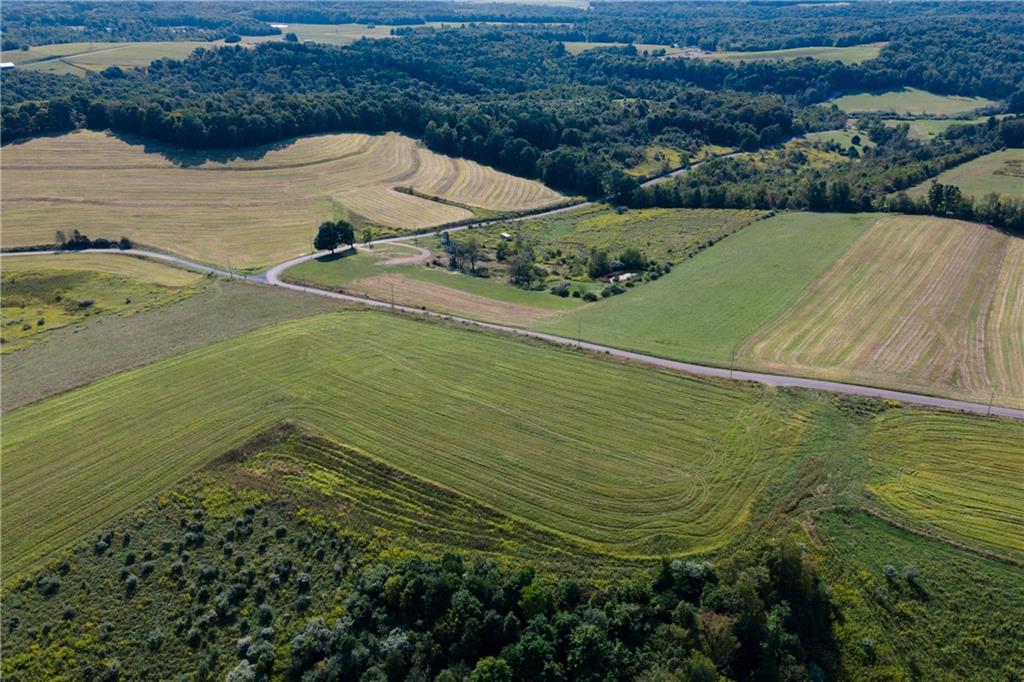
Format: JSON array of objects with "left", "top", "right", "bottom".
[
  {"left": 882, "top": 116, "right": 1009, "bottom": 142},
  {"left": 231, "top": 426, "right": 630, "bottom": 571},
  {"left": 1, "top": 255, "right": 204, "bottom": 352},
  {"left": 1, "top": 130, "right": 562, "bottom": 270},
  {"left": 906, "top": 148, "right": 1024, "bottom": 201},
  {"left": 831, "top": 88, "right": 997, "bottom": 116},
  {"left": 743, "top": 216, "right": 1024, "bottom": 407},
  {"left": 2, "top": 311, "right": 812, "bottom": 580},
  {"left": 1, "top": 281, "right": 344, "bottom": 412},
  {"left": 865, "top": 410, "right": 1024, "bottom": 558},
  {"left": 536, "top": 212, "right": 877, "bottom": 365},
  {"left": 817, "top": 511, "right": 1024, "bottom": 681}
]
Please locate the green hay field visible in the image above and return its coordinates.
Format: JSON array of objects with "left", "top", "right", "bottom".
[
  {"left": 906, "top": 148, "right": 1024, "bottom": 201},
  {"left": 535, "top": 212, "right": 876, "bottom": 365},
  {"left": 0, "top": 311, "right": 810, "bottom": 580},
  {"left": 6, "top": 310, "right": 1021, "bottom": 584},
  {"left": 831, "top": 88, "right": 997, "bottom": 116},
  {"left": 0, "top": 280, "right": 345, "bottom": 412}
]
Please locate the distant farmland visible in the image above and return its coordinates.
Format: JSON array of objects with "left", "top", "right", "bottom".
[
  {"left": 906, "top": 148, "right": 1024, "bottom": 201},
  {"left": 831, "top": 88, "right": 997, "bottom": 115},
  {"left": 742, "top": 215, "right": 1024, "bottom": 406},
  {"left": 562, "top": 41, "right": 885, "bottom": 64},
  {"left": 1, "top": 131, "right": 563, "bottom": 271}
]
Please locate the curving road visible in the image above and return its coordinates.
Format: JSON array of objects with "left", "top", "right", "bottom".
[{"left": 5, "top": 239, "right": 1023, "bottom": 422}]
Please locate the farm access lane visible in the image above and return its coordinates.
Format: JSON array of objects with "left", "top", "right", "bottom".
[{"left": 6, "top": 244, "right": 1023, "bottom": 421}]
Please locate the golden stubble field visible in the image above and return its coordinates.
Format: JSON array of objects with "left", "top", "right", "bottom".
[
  {"left": 1, "top": 130, "right": 562, "bottom": 270},
  {"left": 741, "top": 215, "right": 1024, "bottom": 406}
]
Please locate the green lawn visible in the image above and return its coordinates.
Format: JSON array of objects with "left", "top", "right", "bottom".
[
  {"left": 831, "top": 88, "right": 997, "bottom": 116},
  {"left": 906, "top": 148, "right": 1024, "bottom": 201},
  {"left": 535, "top": 212, "right": 878, "bottom": 365},
  {"left": 882, "top": 116, "right": 1007, "bottom": 141}
]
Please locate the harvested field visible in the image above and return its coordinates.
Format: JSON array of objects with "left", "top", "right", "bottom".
[
  {"left": 348, "top": 274, "right": 568, "bottom": 325},
  {"left": 831, "top": 88, "right": 996, "bottom": 116},
  {"left": 742, "top": 216, "right": 1024, "bottom": 407},
  {"left": 1, "top": 131, "right": 563, "bottom": 271},
  {"left": 906, "top": 148, "right": 1024, "bottom": 201}
]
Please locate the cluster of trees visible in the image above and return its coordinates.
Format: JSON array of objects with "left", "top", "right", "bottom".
[
  {"left": 265, "top": 539, "right": 838, "bottom": 681},
  {"left": 55, "top": 230, "right": 133, "bottom": 251},
  {"left": 629, "top": 116, "right": 1023, "bottom": 230},
  {"left": 313, "top": 220, "right": 355, "bottom": 253},
  {"left": 887, "top": 184, "right": 1024, "bottom": 233}
]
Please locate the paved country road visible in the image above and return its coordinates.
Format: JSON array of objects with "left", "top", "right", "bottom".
[{"left": 8, "top": 245, "right": 1019, "bottom": 420}]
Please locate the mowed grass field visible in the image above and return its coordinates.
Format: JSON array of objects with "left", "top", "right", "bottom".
[
  {"left": 704, "top": 42, "right": 886, "bottom": 64},
  {"left": 562, "top": 41, "right": 884, "bottom": 64},
  {"left": 536, "top": 212, "right": 877, "bottom": 365},
  {"left": 906, "top": 148, "right": 1024, "bottom": 201},
  {"left": 742, "top": 215, "right": 1024, "bottom": 406},
  {"left": 4, "top": 310, "right": 1021, "bottom": 584},
  {"left": 1, "top": 130, "right": 563, "bottom": 271},
  {"left": 831, "top": 88, "right": 997, "bottom": 116},
  {"left": 1, "top": 310, "right": 810, "bottom": 579},
  {"left": 882, "top": 116, "right": 1008, "bottom": 141}
]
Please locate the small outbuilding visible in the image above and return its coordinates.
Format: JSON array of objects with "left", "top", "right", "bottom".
[{"left": 0, "top": 62, "right": 16, "bottom": 70}]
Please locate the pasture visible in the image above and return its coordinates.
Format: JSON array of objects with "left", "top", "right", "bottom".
[
  {"left": 0, "top": 130, "right": 563, "bottom": 271},
  {"left": 906, "top": 148, "right": 1024, "bottom": 201},
  {"left": 830, "top": 88, "right": 997, "bottom": 116},
  {"left": 1, "top": 254, "right": 204, "bottom": 352},
  {"left": 0, "top": 310, "right": 812, "bottom": 579},
  {"left": 536, "top": 212, "right": 876, "bottom": 365},
  {"left": 883, "top": 116, "right": 1005, "bottom": 141},
  {"left": 742, "top": 215, "right": 1024, "bottom": 407}
]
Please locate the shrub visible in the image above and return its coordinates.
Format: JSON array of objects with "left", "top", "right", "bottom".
[
  {"left": 882, "top": 564, "right": 897, "bottom": 580},
  {"left": 903, "top": 565, "right": 920, "bottom": 583},
  {"left": 582, "top": 291, "right": 598, "bottom": 302},
  {"left": 550, "top": 283, "right": 571, "bottom": 297}
]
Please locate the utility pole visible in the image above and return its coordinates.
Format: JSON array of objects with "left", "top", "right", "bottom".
[
  {"left": 730, "top": 345, "right": 737, "bottom": 380},
  {"left": 986, "top": 389, "right": 996, "bottom": 416},
  {"left": 391, "top": 282, "right": 395, "bottom": 309},
  {"left": 577, "top": 321, "right": 582, "bottom": 347},
  {"left": 227, "top": 258, "right": 234, "bottom": 280}
]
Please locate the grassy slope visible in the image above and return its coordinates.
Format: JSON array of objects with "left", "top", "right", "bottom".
[
  {"left": 707, "top": 42, "right": 886, "bottom": 64},
  {"left": 2, "top": 310, "right": 815, "bottom": 579},
  {"left": 831, "top": 88, "right": 997, "bottom": 116},
  {"left": 906, "top": 148, "right": 1024, "bottom": 201},
  {"left": 818, "top": 511, "right": 1024, "bottom": 682},
  {"left": 536, "top": 212, "right": 877, "bottom": 365},
  {"left": 1, "top": 280, "right": 344, "bottom": 412},
  {"left": 1, "top": 131, "right": 562, "bottom": 271},
  {"left": 1, "top": 255, "right": 205, "bottom": 352}
]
